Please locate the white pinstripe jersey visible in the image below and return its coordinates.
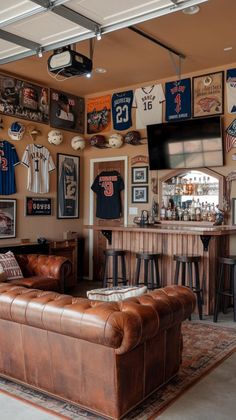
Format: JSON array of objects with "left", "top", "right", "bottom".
[{"left": 21, "top": 144, "right": 55, "bottom": 193}]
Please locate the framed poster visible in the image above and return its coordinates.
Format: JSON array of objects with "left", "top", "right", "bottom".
[
  {"left": 132, "top": 166, "right": 148, "bottom": 184},
  {"left": 50, "top": 89, "right": 85, "bottom": 133},
  {"left": 132, "top": 186, "right": 148, "bottom": 203},
  {"left": 87, "top": 94, "right": 111, "bottom": 134},
  {"left": 192, "top": 71, "right": 224, "bottom": 117},
  {"left": 26, "top": 197, "right": 52, "bottom": 216},
  {"left": 0, "top": 199, "right": 16, "bottom": 239},
  {"left": 57, "top": 153, "right": 80, "bottom": 219},
  {"left": 0, "top": 74, "right": 49, "bottom": 123}
]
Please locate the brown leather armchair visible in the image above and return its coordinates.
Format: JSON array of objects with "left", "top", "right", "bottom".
[{"left": 9, "top": 254, "right": 72, "bottom": 292}]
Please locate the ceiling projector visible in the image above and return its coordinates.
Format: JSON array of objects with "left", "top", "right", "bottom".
[{"left": 48, "top": 48, "right": 93, "bottom": 78}]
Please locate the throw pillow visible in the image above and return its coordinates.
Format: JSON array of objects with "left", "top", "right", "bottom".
[
  {"left": 87, "top": 285, "right": 147, "bottom": 302},
  {"left": 0, "top": 251, "right": 23, "bottom": 280}
]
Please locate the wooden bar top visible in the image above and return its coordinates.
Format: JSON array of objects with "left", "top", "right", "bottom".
[{"left": 86, "top": 223, "right": 236, "bottom": 236}]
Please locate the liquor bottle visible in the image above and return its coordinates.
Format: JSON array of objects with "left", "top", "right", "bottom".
[
  {"left": 182, "top": 178, "right": 188, "bottom": 195},
  {"left": 183, "top": 206, "right": 190, "bottom": 221},
  {"left": 190, "top": 198, "right": 196, "bottom": 221},
  {"left": 195, "top": 199, "right": 202, "bottom": 221},
  {"left": 187, "top": 178, "right": 193, "bottom": 195},
  {"left": 197, "top": 178, "right": 203, "bottom": 195},
  {"left": 201, "top": 202, "right": 208, "bottom": 221},
  {"left": 166, "top": 205, "right": 172, "bottom": 220},
  {"left": 160, "top": 202, "right": 166, "bottom": 220},
  {"left": 193, "top": 177, "right": 198, "bottom": 195}
]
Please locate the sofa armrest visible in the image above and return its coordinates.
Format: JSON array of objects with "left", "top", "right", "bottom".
[{"left": 16, "top": 254, "right": 72, "bottom": 292}]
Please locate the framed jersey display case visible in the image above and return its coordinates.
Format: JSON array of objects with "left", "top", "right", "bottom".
[
  {"left": 57, "top": 153, "right": 80, "bottom": 219},
  {"left": 50, "top": 89, "right": 85, "bottom": 133},
  {"left": 0, "top": 199, "right": 16, "bottom": 239}
]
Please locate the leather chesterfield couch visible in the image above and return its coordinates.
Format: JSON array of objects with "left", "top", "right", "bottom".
[
  {"left": 0, "top": 283, "right": 195, "bottom": 420},
  {"left": 6, "top": 254, "right": 72, "bottom": 292}
]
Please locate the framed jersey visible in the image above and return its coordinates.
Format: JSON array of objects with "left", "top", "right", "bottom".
[
  {"left": 50, "top": 89, "right": 85, "bottom": 133},
  {"left": 57, "top": 153, "right": 80, "bottom": 219},
  {"left": 112, "top": 90, "right": 133, "bottom": 131}
]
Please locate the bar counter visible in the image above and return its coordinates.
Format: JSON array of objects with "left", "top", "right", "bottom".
[{"left": 86, "top": 223, "right": 236, "bottom": 315}]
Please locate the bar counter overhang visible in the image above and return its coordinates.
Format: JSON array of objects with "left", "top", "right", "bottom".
[{"left": 86, "top": 223, "right": 236, "bottom": 315}]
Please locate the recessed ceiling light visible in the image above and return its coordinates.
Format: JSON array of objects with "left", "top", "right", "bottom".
[
  {"left": 224, "top": 47, "right": 233, "bottom": 52},
  {"left": 182, "top": 5, "right": 200, "bottom": 15},
  {"left": 95, "top": 67, "right": 107, "bottom": 74}
]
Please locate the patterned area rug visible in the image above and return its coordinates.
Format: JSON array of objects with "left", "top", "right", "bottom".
[{"left": 0, "top": 321, "right": 236, "bottom": 420}]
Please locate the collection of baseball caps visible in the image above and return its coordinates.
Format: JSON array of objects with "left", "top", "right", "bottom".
[{"left": 7, "top": 121, "right": 142, "bottom": 150}]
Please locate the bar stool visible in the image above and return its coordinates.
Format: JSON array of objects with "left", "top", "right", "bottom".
[
  {"left": 103, "top": 249, "right": 127, "bottom": 288},
  {"left": 214, "top": 256, "right": 236, "bottom": 322},
  {"left": 135, "top": 252, "right": 161, "bottom": 290},
  {"left": 174, "top": 254, "right": 203, "bottom": 320}
]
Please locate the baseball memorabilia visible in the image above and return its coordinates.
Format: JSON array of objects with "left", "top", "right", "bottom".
[
  {"left": 133, "top": 84, "right": 165, "bottom": 129},
  {"left": 0, "top": 140, "right": 20, "bottom": 195},
  {"left": 48, "top": 129, "right": 63, "bottom": 145},
  {"left": 0, "top": 74, "right": 49, "bottom": 123},
  {"left": 26, "top": 197, "right": 51, "bottom": 216},
  {"left": 87, "top": 95, "right": 111, "bottom": 134},
  {"left": 107, "top": 133, "right": 123, "bottom": 148},
  {"left": 225, "top": 119, "right": 236, "bottom": 152},
  {"left": 26, "top": 125, "right": 41, "bottom": 142},
  {"left": 165, "top": 78, "right": 191, "bottom": 121},
  {"left": 50, "top": 89, "right": 85, "bottom": 133},
  {"left": 91, "top": 170, "right": 124, "bottom": 219},
  {"left": 71, "top": 136, "right": 85, "bottom": 151},
  {"left": 57, "top": 153, "right": 79, "bottom": 219},
  {"left": 192, "top": 72, "right": 224, "bottom": 117},
  {"left": 226, "top": 68, "right": 236, "bottom": 113},
  {"left": 8, "top": 121, "right": 25, "bottom": 141},
  {"left": 21, "top": 144, "right": 55, "bottom": 193},
  {"left": 124, "top": 130, "right": 141, "bottom": 145},
  {"left": 112, "top": 90, "right": 133, "bottom": 131},
  {"left": 89, "top": 134, "right": 107, "bottom": 148}
]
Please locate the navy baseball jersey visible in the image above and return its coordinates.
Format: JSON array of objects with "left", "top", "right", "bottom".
[
  {"left": 165, "top": 78, "right": 191, "bottom": 121},
  {"left": 112, "top": 90, "right": 133, "bottom": 130},
  {"left": 0, "top": 140, "right": 20, "bottom": 195},
  {"left": 91, "top": 170, "right": 124, "bottom": 219}
]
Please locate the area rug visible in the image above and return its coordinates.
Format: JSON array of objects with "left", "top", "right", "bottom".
[{"left": 0, "top": 321, "right": 236, "bottom": 420}]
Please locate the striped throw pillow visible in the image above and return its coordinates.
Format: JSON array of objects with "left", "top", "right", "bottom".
[{"left": 0, "top": 251, "right": 23, "bottom": 280}]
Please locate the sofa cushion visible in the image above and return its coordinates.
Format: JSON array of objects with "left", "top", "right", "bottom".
[
  {"left": 0, "top": 251, "right": 23, "bottom": 281},
  {"left": 87, "top": 285, "right": 147, "bottom": 301},
  {"left": 8, "top": 275, "right": 59, "bottom": 291}
]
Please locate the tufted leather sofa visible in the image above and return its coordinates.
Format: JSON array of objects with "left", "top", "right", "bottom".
[
  {"left": 0, "top": 283, "right": 195, "bottom": 419},
  {"left": 7, "top": 254, "right": 72, "bottom": 292}
]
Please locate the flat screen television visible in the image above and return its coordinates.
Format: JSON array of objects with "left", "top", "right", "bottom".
[{"left": 147, "top": 116, "right": 224, "bottom": 170}]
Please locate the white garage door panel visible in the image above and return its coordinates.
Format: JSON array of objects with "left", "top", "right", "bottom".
[
  {"left": 0, "top": 39, "right": 27, "bottom": 59},
  {"left": 0, "top": 0, "right": 40, "bottom": 24}
]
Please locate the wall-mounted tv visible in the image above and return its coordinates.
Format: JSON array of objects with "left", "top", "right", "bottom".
[{"left": 147, "top": 116, "right": 224, "bottom": 170}]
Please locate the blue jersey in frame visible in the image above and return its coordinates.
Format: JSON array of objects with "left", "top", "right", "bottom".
[
  {"left": 112, "top": 90, "right": 133, "bottom": 130},
  {"left": 165, "top": 78, "right": 191, "bottom": 121}
]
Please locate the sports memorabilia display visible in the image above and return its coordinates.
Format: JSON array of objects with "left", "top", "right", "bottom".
[
  {"left": 124, "top": 130, "right": 141, "bottom": 145},
  {"left": 133, "top": 84, "right": 165, "bottom": 129},
  {"left": 57, "top": 153, "right": 79, "bottom": 219},
  {"left": 26, "top": 197, "right": 52, "bottom": 216},
  {"left": 165, "top": 78, "right": 191, "bottom": 121},
  {"left": 21, "top": 144, "right": 55, "bottom": 193},
  {"left": 89, "top": 134, "right": 107, "bottom": 148},
  {"left": 91, "top": 170, "right": 124, "bottom": 219},
  {"left": 192, "top": 71, "right": 224, "bottom": 117},
  {"left": 112, "top": 90, "right": 133, "bottom": 131},
  {"left": 107, "top": 133, "right": 123, "bottom": 148},
  {"left": 0, "top": 140, "right": 20, "bottom": 195},
  {"left": 87, "top": 95, "right": 111, "bottom": 134},
  {"left": 71, "top": 136, "right": 85, "bottom": 151},
  {"left": 0, "top": 74, "right": 49, "bottom": 123},
  {"left": 225, "top": 119, "right": 236, "bottom": 152},
  {"left": 48, "top": 129, "right": 63, "bottom": 145},
  {"left": 226, "top": 69, "right": 236, "bottom": 113},
  {"left": 50, "top": 89, "right": 85, "bottom": 133},
  {"left": 8, "top": 121, "right": 25, "bottom": 141}
]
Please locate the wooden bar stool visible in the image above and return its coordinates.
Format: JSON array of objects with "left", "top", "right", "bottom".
[
  {"left": 174, "top": 254, "right": 203, "bottom": 320},
  {"left": 103, "top": 249, "right": 127, "bottom": 287},
  {"left": 214, "top": 256, "right": 236, "bottom": 322},
  {"left": 135, "top": 252, "right": 161, "bottom": 290}
]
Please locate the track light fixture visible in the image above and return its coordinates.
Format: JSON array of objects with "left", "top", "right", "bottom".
[
  {"left": 37, "top": 47, "right": 43, "bottom": 58},
  {"left": 95, "top": 27, "right": 102, "bottom": 41}
]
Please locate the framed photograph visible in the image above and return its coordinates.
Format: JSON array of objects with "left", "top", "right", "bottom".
[
  {"left": 132, "top": 186, "right": 148, "bottom": 203},
  {"left": 25, "top": 197, "right": 52, "bottom": 216},
  {"left": 0, "top": 199, "right": 16, "bottom": 239},
  {"left": 232, "top": 198, "right": 236, "bottom": 225},
  {"left": 192, "top": 71, "right": 224, "bottom": 118},
  {"left": 132, "top": 166, "right": 149, "bottom": 184},
  {"left": 0, "top": 73, "right": 49, "bottom": 123},
  {"left": 57, "top": 153, "right": 80, "bottom": 219},
  {"left": 50, "top": 89, "right": 85, "bottom": 133}
]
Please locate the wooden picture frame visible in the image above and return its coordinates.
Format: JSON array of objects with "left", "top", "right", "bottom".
[
  {"left": 0, "top": 73, "right": 49, "bottom": 123},
  {"left": 57, "top": 153, "right": 80, "bottom": 219},
  {"left": 0, "top": 199, "right": 16, "bottom": 239},
  {"left": 132, "top": 186, "right": 148, "bottom": 203},
  {"left": 25, "top": 197, "right": 52, "bottom": 216},
  {"left": 50, "top": 89, "right": 85, "bottom": 133},
  {"left": 132, "top": 166, "right": 148, "bottom": 184},
  {"left": 192, "top": 71, "right": 224, "bottom": 118}
]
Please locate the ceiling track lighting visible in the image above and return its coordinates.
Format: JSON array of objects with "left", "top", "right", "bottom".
[
  {"left": 95, "top": 27, "right": 102, "bottom": 41},
  {"left": 37, "top": 47, "right": 43, "bottom": 58}
]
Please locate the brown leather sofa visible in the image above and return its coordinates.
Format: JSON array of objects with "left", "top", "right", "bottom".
[
  {"left": 4, "top": 254, "right": 72, "bottom": 292},
  {"left": 0, "top": 283, "right": 195, "bottom": 419}
]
